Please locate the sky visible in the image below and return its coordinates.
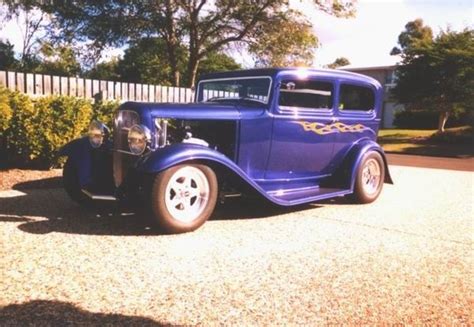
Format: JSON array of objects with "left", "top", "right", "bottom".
[
  {"left": 292, "top": 0, "right": 473, "bottom": 67},
  {"left": 0, "top": 0, "right": 472, "bottom": 69}
]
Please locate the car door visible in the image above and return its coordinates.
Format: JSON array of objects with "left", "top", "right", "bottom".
[{"left": 265, "top": 76, "right": 337, "bottom": 180}]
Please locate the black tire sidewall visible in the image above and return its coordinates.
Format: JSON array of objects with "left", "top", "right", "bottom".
[
  {"left": 354, "top": 151, "right": 385, "bottom": 204},
  {"left": 150, "top": 163, "right": 218, "bottom": 234},
  {"left": 63, "top": 159, "right": 88, "bottom": 205}
]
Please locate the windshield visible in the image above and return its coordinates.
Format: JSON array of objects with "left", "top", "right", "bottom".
[{"left": 198, "top": 77, "right": 272, "bottom": 105}]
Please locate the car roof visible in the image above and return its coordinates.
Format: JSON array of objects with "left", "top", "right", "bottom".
[{"left": 198, "top": 67, "right": 378, "bottom": 86}]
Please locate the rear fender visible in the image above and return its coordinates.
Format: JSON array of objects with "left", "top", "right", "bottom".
[
  {"left": 331, "top": 140, "right": 393, "bottom": 191},
  {"left": 348, "top": 140, "right": 393, "bottom": 190}
]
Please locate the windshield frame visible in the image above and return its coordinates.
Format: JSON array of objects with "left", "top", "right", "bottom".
[{"left": 196, "top": 76, "right": 273, "bottom": 105}]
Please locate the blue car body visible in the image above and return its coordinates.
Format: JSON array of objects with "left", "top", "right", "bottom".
[{"left": 60, "top": 68, "right": 392, "bottom": 206}]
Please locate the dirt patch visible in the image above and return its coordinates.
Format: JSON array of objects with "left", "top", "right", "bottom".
[{"left": 0, "top": 169, "right": 62, "bottom": 190}]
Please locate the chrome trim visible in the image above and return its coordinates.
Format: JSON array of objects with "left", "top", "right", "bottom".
[
  {"left": 267, "top": 185, "right": 320, "bottom": 196},
  {"left": 81, "top": 189, "right": 117, "bottom": 201},
  {"left": 115, "top": 149, "right": 136, "bottom": 155}
]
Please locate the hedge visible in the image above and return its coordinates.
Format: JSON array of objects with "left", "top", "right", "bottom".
[
  {"left": 0, "top": 86, "right": 119, "bottom": 169},
  {"left": 393, "top": 109, "right": 470, "bottom": 129}
]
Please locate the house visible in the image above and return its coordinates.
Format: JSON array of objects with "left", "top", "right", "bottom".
[{"left": 338, "top": 63, "right": 403, "bottom": 128}]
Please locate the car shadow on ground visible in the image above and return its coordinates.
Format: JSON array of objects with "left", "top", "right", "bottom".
[
  {"left": 0, "top": 300, "right": 166, "bottom": 326},
  {"left": 0, "top": 179, "right": 320, "bottom": 236}
]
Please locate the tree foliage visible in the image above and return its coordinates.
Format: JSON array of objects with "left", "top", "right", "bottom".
[
  {"left": 390, "top": 18, "right": 433, "bottom": 56},
  {"left": 326, "top": 57, "right": 350, "bottom": 69},
  {"left": 249, "top": 10, "right": 318, "bottom": 67},
  {"left": 392, "top": 19, "right": 474, "bottom": 132},
  {"left": 32, "top": 0, "right": 355, "bottom": 87},
  {"left": 83, "top": 37, "right": 241, "bottom": 85},
  {"left": 1, "top": 1, "right": 48, "bottom": 69},
  {"left": 84, "top": 58, "right": 121, "bottom": 81},
  {"left": 34, "top": 42, "right": 82, "bottom": 76},
  {"left": 0, "top": 40, "right": 18, "bottom": 70},
  {"left": 117, "top": 37, "right": 187, "bottom": 86}
]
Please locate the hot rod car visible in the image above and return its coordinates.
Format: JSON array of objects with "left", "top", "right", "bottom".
[{"left": 59, "top": 68, "right": 393, "bottom": 233}]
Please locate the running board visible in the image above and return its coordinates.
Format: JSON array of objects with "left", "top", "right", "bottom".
[
  {"left": 266, "top": 186, "right": 352, "bottom": 206},
  {"left": 81, "top": 189, "right": 117, "bottom": 201}
]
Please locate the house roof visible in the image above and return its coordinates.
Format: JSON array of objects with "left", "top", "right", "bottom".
[
  {"left": 337, "top": 55, "right": 402, "bottom": 72},
  {"left": 338, "top": 64, "right": 396, "bottom": 72}
]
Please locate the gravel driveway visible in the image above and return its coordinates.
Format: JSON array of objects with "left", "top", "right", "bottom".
[{"left": 1, "top": 165, "right": 472, "bottom": 325}]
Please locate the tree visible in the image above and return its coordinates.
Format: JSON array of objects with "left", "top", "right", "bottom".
[
  {"left": 326, "top": 57, "right": 350, "bottom": 69},
  {"left": 390, "top": 18, "right": 433, "bottom": 56},
  {"left": 392, "top": 21, "right": 474, "bottom": 132},
  {"left": 116, "top": 37, "right": 187, "bottom": 86},
  {"left": 197, "top": 51, "right": 242, "bottom": 77},
  {"left": 0, "top": 40, "right": 18, "bottom": 70},
  {"left": 249, "top": 10, "right": 318, "bottom": 67},
  {"left": 1, "top": 1, "right": 48, "bottom": 70},
  {"left": 84, "top": 58, "right": 121, "bottom": 81},
  {"left": 83, "top": 38, "right": 241, "bottom": 85},
  {"left": 35, "top": 0, "right": 355, "bottom": 87},
  {"left": 35, "top": 42, "right": 82, "bottom": 76}
]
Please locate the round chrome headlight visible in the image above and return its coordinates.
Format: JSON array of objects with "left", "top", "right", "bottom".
[
  {"left": 88, "top": 120, "right": 108, "bottom": 148},
  {"left": 128, "top": 124, "right": 151, "bottom": 155}
]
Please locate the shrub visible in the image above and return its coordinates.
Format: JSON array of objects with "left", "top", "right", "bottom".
[
  {"left": 1, "top": 89, "right": 120, "bottom": 168},
  {"left": 92, "top": 100, "right": 120, "bottom": 127},
  {"left": 6, "top": 95, "right": 93, "bottom": 168},
  {"left": 0, "top": 87, "right": 13, "bottom": 133},
  {"left": 393, "top": 110, "right": 468, "bottom": 129},
  {"left": 429, "top": 126, "right": 474, "bottom": 144}
]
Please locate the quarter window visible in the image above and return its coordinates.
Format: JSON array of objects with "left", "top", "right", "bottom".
[
  {"left": 339, "top": 84, "right": 375, "bottom": 111},
  {"left": 279, "top": 80, "right": 333, "bottom": 110}
]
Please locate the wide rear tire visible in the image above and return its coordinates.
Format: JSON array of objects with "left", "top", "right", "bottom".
[
  {"left": 352, "top": 151, "right": 385, "bottom": 204},
  {"left": 150, "top": 164, "right": 218, "bottom": 234}
]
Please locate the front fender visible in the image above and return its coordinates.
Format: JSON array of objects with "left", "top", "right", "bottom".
[
  {"left": 59, "top": 137, "right": 93, "bottom": 187},
  {"left": 138, "top": 143, "right": 244, "bottom": 174},
  {"left": 137, "top": 143, "right": 280, "bottom": 202},
  {"left": 59, "top": 137, "right": 113, "bottom": 188}
]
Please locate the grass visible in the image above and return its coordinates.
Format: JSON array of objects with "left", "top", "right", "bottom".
[{"left": 377, "top": 126, "right": 473, "bottom": 158}]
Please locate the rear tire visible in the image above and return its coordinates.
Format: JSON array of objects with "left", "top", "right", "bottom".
[
  {"left": 63, "top": 159, "right": 88, "bottom": 205},
  {"left": 150, "top": 164, "right": 218, "bottom": 234},
  {"left": 352, "top": 151, "right": 385, "bottom": 204}
]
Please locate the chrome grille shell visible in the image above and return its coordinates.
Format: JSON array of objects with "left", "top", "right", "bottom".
[{"left": 113, "top": 110, "right": 140, "bottom": 187}]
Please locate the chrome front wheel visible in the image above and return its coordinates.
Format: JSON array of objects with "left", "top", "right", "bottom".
[
  {"left": 164, "top": 166, "right": 211, "bottom": 223},
  {"left": 150, "top": 164, "right": 218, "bottom": 233}
]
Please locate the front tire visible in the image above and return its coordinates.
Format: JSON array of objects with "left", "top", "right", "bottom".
[
  {"left": 63, "top": 159, "right": 88, "bottom": 205},
  {"left": 150, "top": 164, "right": 218, "bottom": 234},
  {"left": 352, "top": 151, "right": 385, "bottom": 204}
]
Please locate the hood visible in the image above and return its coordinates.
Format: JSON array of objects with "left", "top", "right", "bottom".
[{"left": 121, "top": 102, "right": 244, "bottom": 120}]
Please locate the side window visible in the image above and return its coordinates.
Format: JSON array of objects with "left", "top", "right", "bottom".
[
  {"left": 339, "top": 84, "right": 375, "bottom": 111},
  {"left": 279, "top": 79, "right": 333, "bottom": 110}
]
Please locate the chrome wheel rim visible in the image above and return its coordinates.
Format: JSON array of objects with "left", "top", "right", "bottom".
[
  {"left": 165, "top": 166, "right": 210, "bottom": 223},
  {"left": 361, "top": 158, "right": 381, "bottom": 196}
]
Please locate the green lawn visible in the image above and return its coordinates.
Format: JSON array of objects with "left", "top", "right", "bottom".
[{"left": 377, "top": 127, "right": 473, "bottom": 158}]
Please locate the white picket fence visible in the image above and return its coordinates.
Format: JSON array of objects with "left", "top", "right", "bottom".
[{"left": 0, "top": 70, "right": 194, "bottom": 103}]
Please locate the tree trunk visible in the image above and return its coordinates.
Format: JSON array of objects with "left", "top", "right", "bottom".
[
  {"left": 169, "top": 54, "right": 180, "bottom": 87},
  {"left": 438, "top": 111, "right": 449, "bottom": 133},
  {"left": 186, "top": 55, "right": 200, "bottom": 88}
]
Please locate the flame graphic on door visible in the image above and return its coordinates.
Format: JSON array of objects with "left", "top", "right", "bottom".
[{"left": 295, "top": 121, "right": 371, "bottom": 135}]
